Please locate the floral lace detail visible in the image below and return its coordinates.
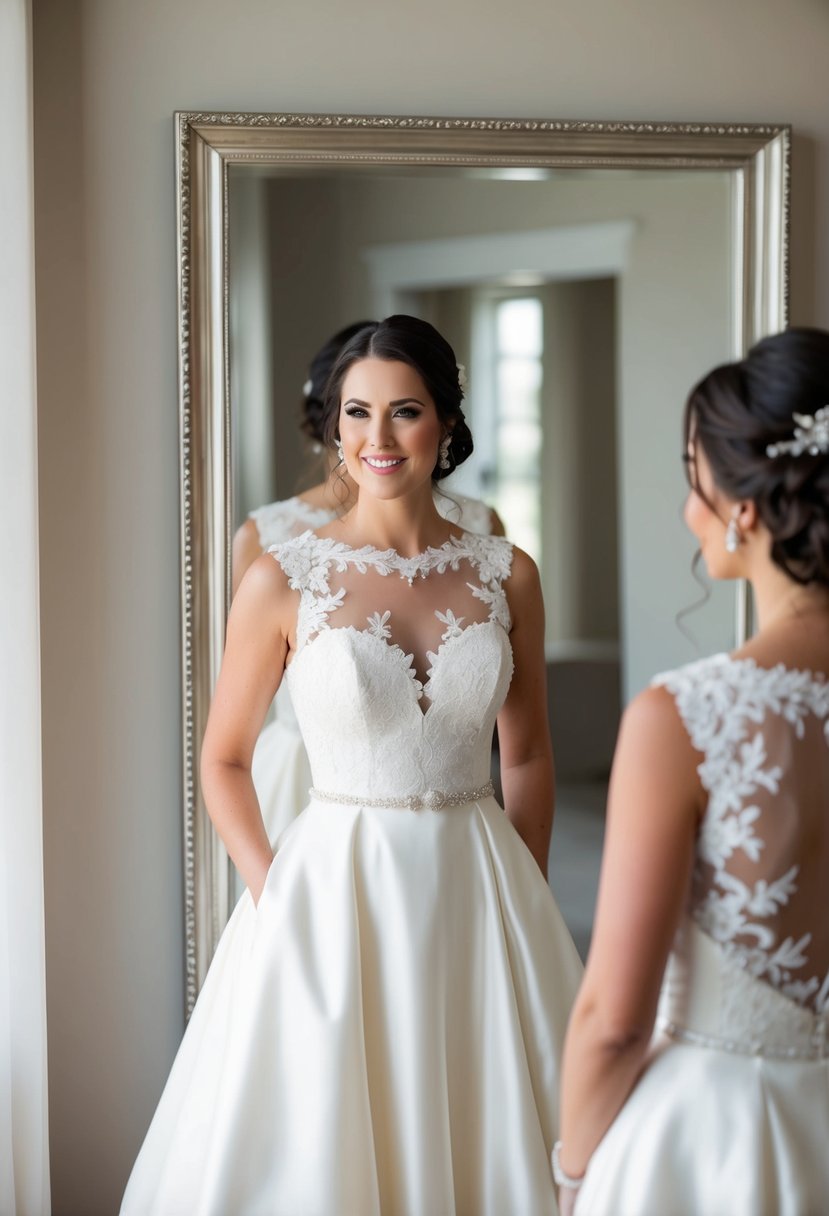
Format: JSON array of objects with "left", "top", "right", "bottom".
[
  {"left": 249, "top": 497, "right": 335, "bottom": 549},
  {"left": 277, "top": 543, "right": 342, "bottom": 599},
  {"left": 269, "top": 531, "right": 513, "bottom": 651},
  {"left": 469, "top": 581, "right": 511, "bottom": 631},
  {"left": 435, "top": 609, "right": 465, "bottom": 642},
  {"left": 301, "top": 588, "right": 346, "bottom": 642},
  {"left": 360, "top": 631, "right": 424, "bottom": 698},
  {"left": 659, "top": 921, "right": 829, "bottom": 1059},
  {"left": 717, "top": 952, "right": 829, "bottom": 1058},
  {"left": 655, "top": 654, "right": 829, "bottom": 1012},
  {"left": 366, "top": 611, "right": 392, "bottom": 641},
  {"left": 309, "top": 624, "right": 426, "bottom": 701},
  {"left": 266, "top": 531, "right": 514, "bottom": 800}
]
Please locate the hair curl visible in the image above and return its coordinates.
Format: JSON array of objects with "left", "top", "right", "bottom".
[
  {"left": 300, "top": 321, "right": 375, "bottom": 445},
  {"left": 321, "top": 314, "right": 473, "bottom": 481},
  {"left": 684, "top": 327, "right": 829, "bottom": 588}
]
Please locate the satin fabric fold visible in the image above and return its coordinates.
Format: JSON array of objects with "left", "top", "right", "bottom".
[
  {"left": 123, "top": 532, "right": 582, "bottom": 1214},
  {"left": 122, "top": 798, "right": 581, "bottom": 1215},
  {"left": 576, "top": 921, "right": 829, "bottom": 1216}
]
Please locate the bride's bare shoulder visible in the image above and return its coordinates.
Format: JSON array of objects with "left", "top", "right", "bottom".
[{"left": 231, "top": 550, "right": 299, "bottom": 633}]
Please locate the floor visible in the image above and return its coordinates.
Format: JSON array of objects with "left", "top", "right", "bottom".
[{"left": 547, "top": 779, "right": 607, "bottom": 960}]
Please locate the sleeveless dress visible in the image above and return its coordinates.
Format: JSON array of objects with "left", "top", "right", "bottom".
[
  {"left": 576, "top": 654, "right": 829, "bottom": 1216},
  {"left": 248, "top": 491, "right": 496, "bottom": 863},
  {"left": 121, "top": 530, "right": 582, "bottom": 1216}
]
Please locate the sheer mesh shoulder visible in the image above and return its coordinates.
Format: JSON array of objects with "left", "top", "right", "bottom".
[{"left": 655, "top": 655, "right": 829, "bottom": 1013}]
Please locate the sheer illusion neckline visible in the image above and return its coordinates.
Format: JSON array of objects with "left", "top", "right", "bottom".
[{"left": 298, "top": 528, "right": 489, "bottom": 584}]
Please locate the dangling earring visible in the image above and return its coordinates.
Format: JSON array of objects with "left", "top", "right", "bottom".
[
  {"left": 336, "top": 439, "right": 344, "bottom": 464},
  {"left": 438, "top": 435, "right": 451, "bottom": 470},
  {"left": 725, "top": 509, "right": 742, "bottom": 554}
]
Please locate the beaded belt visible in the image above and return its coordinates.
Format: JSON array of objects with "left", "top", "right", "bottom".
[
  {"left": 309, "top": 781, "right": 494, "bottom": 811},
  {"left": 657, "top": 1016, "right": 829, "bottom": 1061}
]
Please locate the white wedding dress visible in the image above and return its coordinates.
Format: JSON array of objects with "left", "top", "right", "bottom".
[
  {"left": 577, "top": 654, "right": 829, "bottom": 1216},
  {"left": 122, "top": 529, "right": 582, "bottom": 1216},
  {"left": 247, "top": 490, "right": 496, "bottom": 872}
]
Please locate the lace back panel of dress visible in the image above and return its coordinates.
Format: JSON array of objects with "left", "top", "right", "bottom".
[{"left": 657, "top": 656, "right": 829, "bottom": 1013}]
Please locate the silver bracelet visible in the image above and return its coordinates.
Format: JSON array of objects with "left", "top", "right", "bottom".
[{"left": 551, "top": 1141, "right": 584, "bottom": 1190}]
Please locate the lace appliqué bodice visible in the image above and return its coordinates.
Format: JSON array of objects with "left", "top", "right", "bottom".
[
  {"left": 267, "top": 531, "right": 515, "bottom": 803},
  {"left": 250, "top": 490, "right": 494, "bottom": 550},
  {"left": 655, "top": 655, "right": 829, "bottom": 1016}
]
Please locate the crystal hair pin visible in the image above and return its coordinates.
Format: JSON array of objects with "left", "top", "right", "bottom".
[
  {"left": 302, "top": 378, "right": 313, "bottom": 397},
  {"left": 766, "top": 406, "right": 829, "bottom": 458}
]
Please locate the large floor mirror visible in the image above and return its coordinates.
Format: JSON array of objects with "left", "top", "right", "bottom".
[{"left": 176, "top": 112, "right": 789, "bottom": 1015}]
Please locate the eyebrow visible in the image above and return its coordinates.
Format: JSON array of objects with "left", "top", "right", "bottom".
[{"left": 343, "top": 397, "right": 426, "bottom": 408}]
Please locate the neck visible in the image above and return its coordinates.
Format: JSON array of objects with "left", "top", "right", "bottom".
[
  {"left": 345, "top": 485, "right": 448, "bottom": 557},
  {"left": 749, "top": 557, "right": 829, "bottom": 633}
]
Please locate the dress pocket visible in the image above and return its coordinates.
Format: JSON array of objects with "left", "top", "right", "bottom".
[{"left": 254, "top": 851, "right": 279, "bottom": 916}]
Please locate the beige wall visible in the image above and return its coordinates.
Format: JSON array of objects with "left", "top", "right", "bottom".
[
  {"left": 541, "top": 278, "right": 619, "bottom": 645},
  {"left": 32, "top": 0, "right": 829, "bottom": 1212}
]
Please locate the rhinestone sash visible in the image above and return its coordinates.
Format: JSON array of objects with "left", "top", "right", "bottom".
[
  {"left": 657, "top": 1016, "right": 829, "bottom": 1061},
  {"left": 309, "top": 782, "right": 495, "bottom": 811}
]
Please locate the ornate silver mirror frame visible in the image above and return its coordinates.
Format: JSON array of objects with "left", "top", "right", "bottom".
[{"left": 175, "top": 111, "right": 790, "bottom": 1016}]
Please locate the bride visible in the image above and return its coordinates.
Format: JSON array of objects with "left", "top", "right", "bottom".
[
  {"left": 232, "top": 321, "right": 504, "bottom": 865},
  {"left": 556, "top": 327, "right": 829, "bottom": 1216},
  {"left": 121, "top": 314, "right": 582, "bottom": 1215}
]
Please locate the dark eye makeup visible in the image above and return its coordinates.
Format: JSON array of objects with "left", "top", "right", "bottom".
[{"left": 343, "top": 404, "right": 422, "bottom": 419}]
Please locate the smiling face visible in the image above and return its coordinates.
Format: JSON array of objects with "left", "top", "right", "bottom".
[{"left": 337, "top": 358, "right": 445, "bottom": 500}]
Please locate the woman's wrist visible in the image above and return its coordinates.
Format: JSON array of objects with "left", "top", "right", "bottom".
[{"left": 551, "top": 1141, "right": 585, "bottom": 1190}]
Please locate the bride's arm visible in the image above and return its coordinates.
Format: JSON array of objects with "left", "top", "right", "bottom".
[
  {"left": 200, "top": 554, "right": 295, "bottom": 904},
  {"left": 498, "top": 548, "right": 554, "bottom": 875},
  {"left": 556, "top": 687, "right": 702, "bottom": 1188}
]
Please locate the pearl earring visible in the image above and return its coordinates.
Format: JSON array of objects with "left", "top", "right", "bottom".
[
  {"left": 336, "top": 439, "right": 344, "bottom": 464},
  {"left": 438, "top": 435, "right": 451, "bottom": 470},
  {"left": 725, "top": 512, "right": 742, "bottom": 554}
]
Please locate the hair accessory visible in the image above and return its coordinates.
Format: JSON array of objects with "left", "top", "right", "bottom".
[
  {"left": 457, "top": 363, "right": 467, "bottom": 392},
  {"left": 725, "top": 509, "right": 742, "bottom": 554},
  {"left": 302, "top": 378, "right": 314, "bottom": 398},
  {"left": 336, "top": 439, "right": 344, "bottom": 464},
  {"left": 438, "top": 435, "right": 452, "bottom": 470},
  {"left": 766, "top": 406, "right": 829, "bottom": 458},
  {"left": 551, "top": 1142, "right": 584, "bottom": 1191}
]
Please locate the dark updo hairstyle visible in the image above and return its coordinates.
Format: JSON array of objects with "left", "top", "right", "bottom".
[
  {"left": 684, "top": 327, "right": 829, "bottom": 588},
  {"left": 300, "top": 321, "right": 375, "bottom": 445},
  {"left": 321, "top": 314, "right": 474, "bottom": 481}
]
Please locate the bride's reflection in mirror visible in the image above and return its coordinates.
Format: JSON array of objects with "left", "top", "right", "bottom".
[
  {"left": 227, "top": 163, "right": 740, "bottom": 956},
  {"left": 230, "top": 321, "right": 504, "bottom": 902},
  {"left": 229, "top": 304, "right": 617, "bottom": 948}
]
